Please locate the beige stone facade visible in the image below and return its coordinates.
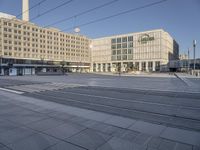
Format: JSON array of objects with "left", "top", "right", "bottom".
[
  {"left": 0, "top": 17, "right": 90, "bottom": 63},
  {"left": 91, "top": 29, "right": 179, "bottom": 72},
  {"left": 0, "top": 13, "right": 179, "bottom": 75}
]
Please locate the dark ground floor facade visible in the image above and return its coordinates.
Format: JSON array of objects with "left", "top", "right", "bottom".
[{"left": 0, "top": 58, "right": 90, "bottom": 76}]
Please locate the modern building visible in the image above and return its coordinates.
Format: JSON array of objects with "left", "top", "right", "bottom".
[
  {"left": 179, "top": 54, "right": 188, "bottom": 60},
  {"left": 169, "top": 58, "right": 200, "bottom": 72},
  {"left": 91, "top": 29, "right": 179, "bottom": 73},
  {"left": 0, "top": 0, "right": 180, "bottom": 75},
  {"left": 0, "top": 12, "right": 91, "bottom": 75}
]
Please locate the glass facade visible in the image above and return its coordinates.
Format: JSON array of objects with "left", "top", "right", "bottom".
[{"left": 111, "top": 36, "right": 133, "bottom": 61}]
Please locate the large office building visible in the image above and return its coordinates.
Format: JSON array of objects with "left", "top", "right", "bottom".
[
  {"left": 0, "top": 0, "right": 179, "bottom": 75},
  {"left": 0, "top": 13, "right": 90, "bottom": 75},
  {"left": 91, "top": 29, "right": 179, "bottom": 73}
]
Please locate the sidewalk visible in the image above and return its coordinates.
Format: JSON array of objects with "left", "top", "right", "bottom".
[
  {"left": 91, "top": 72, "right": 176, "bottom": 78},
  {"left": 0, "top": 90, "right": 200, "bottom": 150}
]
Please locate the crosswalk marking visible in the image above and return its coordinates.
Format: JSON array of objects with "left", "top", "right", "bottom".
[{"left": 6, "top": 83, "right": 85, "bottom": 93}]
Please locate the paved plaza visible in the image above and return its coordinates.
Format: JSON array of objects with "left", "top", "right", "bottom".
[{"left": 0, "top": 73, "right": 200, "bottom": 150}]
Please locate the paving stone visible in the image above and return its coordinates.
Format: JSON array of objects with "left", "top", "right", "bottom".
[
  {"left": 28, "top": 117, "right": 65, "bottom": 131},
  {"left": 147, "top": 148, "right": 157, "bottom": 150},
  {"left": 6, "top": 112, "right": 48, "bottom": 125},
  {"left": 46, "top": 141, "right": 86, "bottom": 150},
  {"left": 158, "top": 139, "right": 176, "bottom": 150},
  {"left": 97, "top": 137, "right": 137, "bottom": 150},
  {"left": 160, "top": 127, "right": 200, "bottom": 146},
  {"left": 84, "top": 112, "right": 112, "bottom": 122},
  {"left": 129, "top": 121, "right": 166, "bottom": 136},
  {"left": 119, "top": 130, "right": 140, "bottom": 142},
  {"left": 133, "top": 133, "right": 152, "bottom": 146},
  {"left": 8, "top": 133, "right": 59, "bottom": 150},
  {"left": 0, "top": 146, "right": 11, "bottom": 150},
  {"left": 147, "top": 137, "right": 162, "bottom": 149},
  {"left": 0, "top": 127, "right": 36, "bottom": 145},
  {"left": 80, "top": 120, "right": 100, "bottom": 128},
  {"left": 0, "top": 105, "right": 24, "bottom": 115},
  {"left": 0, "top": 144, "right": 5, "bottom": 148},
  {"left": 104, "top": 116, "right": 136, "bottom": 128},
  {"left": 0, "top": 120, "right": 19, "bottom": 133},
  {"left": 67, "top": 128, "right": 111, "bottom": 150},
  {"left": 43, "top": 122, "right": 86, "bottom": 140},
  {"left": 69, "top": 116, "right": 89, "bottom": 124},
  {"left": 193, "top": 146, "right": 200, "bottom": 150},
  {"left": 175, "top": 143, "right": 193, "bottom": 150},
  {"left": 48, "top": 111, "right": 75, "bottom": 121},
  {"left": 89, "top": 122, "right": 121, "bottom": 135}
]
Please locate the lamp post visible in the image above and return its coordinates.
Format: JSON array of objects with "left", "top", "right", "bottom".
[
  {"left": 188, "top": 48, "right": 190, "bottom": 73},
  {"left": 0, "top": 55, "right": 2, "bottom": 75},
  {"left": 193, "top": 40, "right": 196, "bottom": 70}
]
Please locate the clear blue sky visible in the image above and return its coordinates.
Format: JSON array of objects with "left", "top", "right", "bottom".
[{"left": 0, "top": 0, "right": 200, "bottom": 58}]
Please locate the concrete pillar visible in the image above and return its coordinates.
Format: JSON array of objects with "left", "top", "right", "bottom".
[
  {"left": 22, "top": 0, "right": 29, "bottom": 21},
  {"left": 105, "top": 63, "right": 108, "bottom": 72},
  {"left": 139, "top": 62, "right": 142, "bottom": 71},
  {"left": 100, "top": 64, "right": 103, "bottom": 72},
  {"left": 146, "top": 62, "right": 149, "bottom": 72},
  {"left": 153, "top": 61, "right": 156, "bottom": 71}
]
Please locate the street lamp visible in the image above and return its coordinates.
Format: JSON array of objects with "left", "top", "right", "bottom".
[
  {"left": 193, "top": 40, "right": 196, "bottom": 70},
  {"left": 187, "top": 48, "right": 190, "bottom": 73},
  {"left": 0, "top": 55, "right": 2, "bottom": 75}
]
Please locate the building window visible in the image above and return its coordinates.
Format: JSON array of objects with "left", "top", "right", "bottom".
[
  {"left": 117, "top": 55, "right": 121, "bottom": 60},
  {"left": 117, "top": 38, "right": 121, "bottom": 43},
  {"left": 122, "top": 49, "right": 127, "bottom": 54},
  {"left": 142, "top": 62, "right": 146, "bottom": 71},
  {"left": 122, "top": 55, "right": 127, "bottom": 60},
  {"left": 122, "top": 43, "right": 127, "bottom": 48},
  {"left": 128, "top": 49, "right": 133, "bottom": 54},
  {"left": 117, "top": 44, "right": 121, "bottom": 49},
  {"left": 111, "top": 45, "right": 116, "bottom": 49},
  {"left": 111, "top": 39, "right": 116, "bottom": 44},
  {"left": 148, "top": 62, "right": 153, "bottom": 71},
  {"left": 128, "top": 36, "right": 133, "bottom": 41},
  {"left": 155, "top": 61, "right": 160, "bottom": 71},
  {"left": 112, "top": 50, "right": 116, "bottom": 55},
  {"left": 128, "top": 42, "right": 133, "bottom": 48},
  {"left": 117, "top": 50, "right": 121, "bottom": 54},
  {"left": 122, "top": 37, "right": 127, "bottom": 42}
]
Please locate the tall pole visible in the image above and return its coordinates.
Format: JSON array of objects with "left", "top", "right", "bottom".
[
  {"left": 188, "top": 48, "right": 190, "bottom": 73},
  {"left": 0, "top": 56, "right": 2, "bottom": 75},
  {"left": 193, "top": 40, "right": 196, "bottom": 70}
]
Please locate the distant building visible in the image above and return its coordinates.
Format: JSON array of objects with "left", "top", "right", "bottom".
[
  {"left": 169, "top": 59, "right": 200, "bottom": 72},
  {"left": 91, "top": 29, "right": 179, "bottom": 72},
  {"left": 179, "top": 54, "right": 188, "bottom": 60}
]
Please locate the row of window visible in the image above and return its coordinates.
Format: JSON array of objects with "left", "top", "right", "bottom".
[
  {"left": 112, "top": 49, "right": 133, "bottom": 55},
  {"left": 111, "top": 36, "right": 133, "bottom": 44},
  {"left": 111, "top": 55, "right": 133, "bottom": 61},
  {"left": 111, "top": 42, "right": 133, "bottom": 49},
  {"left": 2, "top": 21, "right": 88, "bottom": 41}
]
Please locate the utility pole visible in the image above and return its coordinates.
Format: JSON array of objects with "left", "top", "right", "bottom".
[
  {"left": 188, "top": 48, "right": 190, "bottom": 73},
  {"left": 0, "top": 55, "right": 2, "bottom": 75},
  {"left": 193, "top": 40, "right": 196, "bottom": 71}
]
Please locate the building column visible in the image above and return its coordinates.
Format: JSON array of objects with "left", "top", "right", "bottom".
[
  {"left": 139, "top": 62, "right": 142, "bottom": 71},
  {"left": 110, "top": 63, "right": 112, "bottom": 72},
  {"left": 153, "top": 61, "right": 156, "bottom": 71},
  {"left": 100, "top": 63, "right": 103, "bottom": 72},
  {"left": 146, "top": 62, "right": 149, "bottom": 72},
  {"left": 105, "top": 63, "right": 108, "bottom": 72}
]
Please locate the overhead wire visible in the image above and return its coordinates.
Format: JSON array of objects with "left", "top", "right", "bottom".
[
  {"left": 60, "top": 0, "right": 168, "bottom": 32},
  {"left": 19, "top": 0, "right": 75, "bottom": 26},
  {"left": 6, "top": 0, "right": 49, "bottom": 23},
  {"left": 44, "top": 0, "right": 119, "bottom": 28}
]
